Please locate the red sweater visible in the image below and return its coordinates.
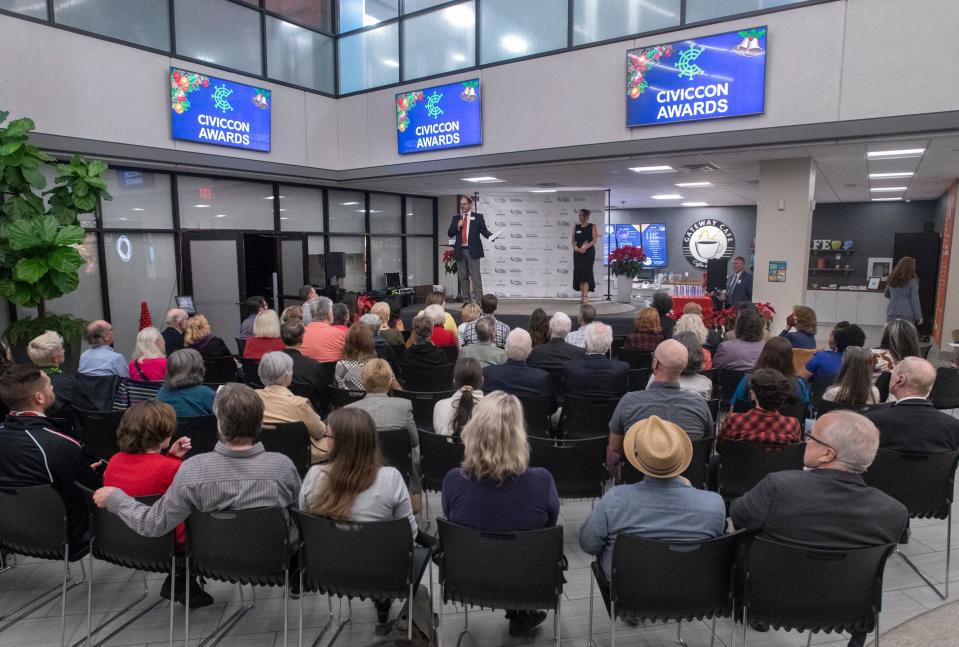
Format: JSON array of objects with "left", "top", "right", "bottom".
[
  {"left": 242, "top": 336, "right": 285, "bottom": 360},
  {"left": 432, "top": 325, "right": 457, "bottom": 347},
  {"left": 104, "top": 452, "right": 185, "bottom": 546}
]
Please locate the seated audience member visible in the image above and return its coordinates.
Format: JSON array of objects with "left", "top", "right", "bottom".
[
  {"left": 242, "top": 309, "right": 285, "bottom": 360},
  {"left": 672, "top": 310, "right": 714, "bottom": 368},
  {"left": 300, "top": 408, "right": 421, "bottom": 624},
  {"left": 779, "top": 305, "right": 818, "bottom": 349},
  {"left": 331, "top": 302, "right": 351, "bottom": 332},
  {"left": 280, "top": 305, "right": 303, "bottom": 325},
  {"left": 335, "top": 322, "right": 377, "bottom": 390},
  {"left": 0, "top": 365, "right": 102, "bottom": 553},
  {"left": 403, "top": 316, "right": 449, "bottom": 370},
  {"left": 79, "top": 319, "right": 129, "bottom": 378},
  {"left": 299, "top": 285, "right": 317, "bottom": 324},
  {"left": 713, "top": 308, "right": 766, "bottom": 372},
  {"left": 799, "top": 322, "right": 866, "bottom": 382},
  {"left": 564, "top": 303, "right": 596, "bottom": 349},
  {"left": 823, "top": 347, "right": 881, "bottom": 405},
  {"left": 562, "top": 322, "right": 629, "bottom": 400},
  {"left": 280, "top": 321, "right": 326, "bottom": 405},
  {"left": 442, "top": 392, "right": 560, "bottom": 637},
  {"left": 460, "top": 316, "right": 507, "bottom": 368},
  {"left": 129, "top": 326, "right": 167, "bottom": 382},
  {"left": 871, "top": 318, "right": 920, "bottom": 379},
  {"left": 103, "top": 400, "right": 211, "bottom": 607},
  {"left": 184, "top": 314, "right": 233, "bottom": 358},
  {"left": 434, "top": 358, "right": 484, "bottom": 437},
  {"left": 731, "top": 337, "right": 811, "bottom": 405},
  {"left": 580, "top": 416, "right": 725, "bottom": 579},
  {"left": 623, "top": 307, "right": 664, "bottom": 352},
  {"left": 867, "top": 357, "right": 959, "bottom": 452},
  {"left": 94, "top": 384, "right": 301, "bottom": 541},
  {"left": 456, "top": 303, "right": 482, "bottom": 349},
  {"left": 528, "top": 308, "right": 550, "bottom": 347},
  {"left": 721, "top": 368, "right": 801, "bottom": 443},
  {"left": 425, "top": 304, "right": 457, "bottom": 347},
  {"left": 460, "top": 294, "right": 510, "bottom": 348},
  {"left": 238, "top": 296, "right": 267, "bottom": 339},
  {"left": 157, "top": 349, "right": 216, "bottom": 417},
  {"left": 28, "top": 330, "right": 98, "bottom": 415},
  {"left": 670, "top": 331, "right": 713, "bottom": 399},
  {"left": 256, "top": 352, "right": 328, "bottom": 464},
  {"left": 527, "top": 312, "right": 586, "bottom": 373},
  {"left": 161, "top": 308, "right": 188, "bottom": 356},
  {"left": 729, "top": 411, "right": 908, "bottom": 647},
  {"left": 360, "top": 313, "right": 401, "bottom": 377},
  {"left": 652, "top": 291, "right": 676, "bottom": 340},
  {"left": 301, "top": 296, "right": 347, "bottom": 362},
  {"left": 482, "top": 329, "right": 552, "bottom": 406},
  {"left": 413, "top": 291, "right": 457, "bottom": 338},
  {"left": 371, "top": 301, "right": 405, "bottom": 347},
  {"left": 608, "top": 340, "right": 713, "bottom": 470}
]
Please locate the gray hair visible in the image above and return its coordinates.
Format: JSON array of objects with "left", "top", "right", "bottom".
[
  {"left": 504, "top": 328, "right": 532, "bottom": 361},
  {"left": 673, "top": 313, "right": 709, "bottom": 345},
  {"left": 213, "top": 383, "right": 264, "bottom": 442},
  {"left": 584, "top": 322, "right": 613, "bottom": 354},
  {"left": 672, "top": 331, "right": 704, "bottom": 375},
  {"left": 166, "top": 349, "right": 206, "bottom": 389},
  {"left": 27, "top": 331, "right": 64, "bottom": 368},
  {"left": 360, "top": 313, "right": 381, "bottom": 336},
  {"left": 475, "top": 316, "right": 495, "bottom": 343},
  {"left": 814, "top": 411, "right": 880, "bottom": 474},
  {"left": 308, "top": 296, "right": 332, "bottom": 322},
  {"left": 424, "top": 304, "right": 446, "bottom": 326},
  {"left": 548, "top": 312, "right": 572, "bottom": 339},
  {"left": 258, "top": 351, "right": 294, "bottom": 387},
  {"left": 894, "top": 356, "right": 937, "bottom": 398}
]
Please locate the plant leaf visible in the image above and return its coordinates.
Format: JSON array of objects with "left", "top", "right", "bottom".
[
  {"left": 87, "top": 160, "right": 107, "bottom": 177},
  {"left": 46, "top": 246, "right": 83, "bottom": 272},
  {"left": 4, "top": 117, "right": 35, "bottom": 139},
  {"left": 53, "top": 224, "right": 86, "bottom": 246},
  {"left": 72, "top": 179, "right": 89, "bottom": 197},
  {"left": 13, "top": 257, "right": 49, "bottom": 283},
  {"left": 0, "top": 278, "right": 41, "bottom": 307},
  {"left": 47, "top": 268, "right": 78, "bottom": 295},
  {"left": 4, "top": 218, "right": 40, "bottom": 250},
  {"left": 0, "top": 141, "right": 23, "bottom": 156},
  {"left": 73, "top": 193, "right": 96, "bottom": 212},
  {"left": 21, "top": 166, "right": 45, "bottom": 189}
]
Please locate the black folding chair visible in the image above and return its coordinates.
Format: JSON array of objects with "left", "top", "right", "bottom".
[
  {"left": 241, "top": 358, "right": 262, "bottom": 388},
  {"left": 742, "top": 537, "right": 895, "bottom": 647},
  {"left": 930, "top": 367, "right": 959, "bottom": 409},
  {"left": 864, "top": 449, "right": 959, "bottom": 599},
  {"left": 716, "top": 440, "right": 806, "bottom": 501},
  {"left": 260, "top": 422, "right": 312, "bottom": 478},
  {"left": 519, "top": 393, "right": 553, "bottom": 437},
  {"left": 875, "top": 371, "right": 892, "bottom": 403},
  {"left": 528, "top": 435, "right": 607, "bottom": 499},
  {"left": 400, "top": 363, "right": 455, "bottom": 392},
  {"left": 586, "top": 531, "right": 743, "bottom": 647},
  {"left": 713, "top": 369, "right": 747, "bottom": 410},
  {"left": 418, "top": 430, "right": 465, "bottom": 493},
  {"left": 435, "top": 520, "right": 564, "bottom": 647},
  {"left": 172, "top": 415, "right": 218, "bottom": 458},
  {"left": 379, "top": 428, "right": 414, "bottom": 487},
  {"left": 620, "top": 435, "right": 714, "bottom": 490},
  {"left": 234, "top": 337, "right": 247, "bottom": 356},
  {"left": 393, "top": 389, "right": 454, "bottom": 432},
  {"left": 202, "top": 356, "right": 239, "bottom": 384},
  {"left": 74, "top": 408, "right": 125, "bottom": 462},
  {"left": 441, "top": 345, "right": 459, "bottom": 363},
  {"left": 328, "top": 386, "right": 366, "bottom": 410},
  {"left": 560, "top": 394, "right": 619, "bottom": 439},
  {"left": 184, "top": 508, "right": 293, "bottom": 646},
  {"left": 815, "top": 399, "right": 874, "bottom": 415},
  {"left": 627, "top": 368, "right": 651, "bottom": 392},
  {"left": 618, "top": 349, "right": 653, "bottom": 370},
  {"left": 75, "top": 375, "right": 121, "bottom": 412},
  {"left": 809, "top": 374, "right": 837, "bottom": 413},
  {"left": 610, "top": 337, "right": 625, "bottom": 360}
]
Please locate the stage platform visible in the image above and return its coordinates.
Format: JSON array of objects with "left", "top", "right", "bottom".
[{"left": 399, "top": 298, "right": 640, "bottom": 337}]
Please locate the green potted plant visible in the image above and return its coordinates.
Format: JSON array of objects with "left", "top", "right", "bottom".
[
  {"left": 607, "top": 244, "right": 647, "bottom": 303},
  {"left": 0, "top": 110, "right": 112, "bottom": 368}
]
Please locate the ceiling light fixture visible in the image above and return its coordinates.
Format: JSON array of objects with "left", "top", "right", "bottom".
[
  {"left": 530, "top": 189, "right": 557, "bottom": 193},
  {"left": 341, "top": 201, "right": 359, "bottom": 206},
  {"left": 382, "top": 58, "right": 399, "bottom": 68},
  {"left": 869, "top": 186, "right": 908, "bottom": 192},
  {"left": 462, "top": 176, "right": 504, "bottom": 183},
  {"left": 500, "top": 35, "right": 528, "bottom": 54},
  {"left": 869, "top": 172, "right": 914, "bottom": 179},
  {"left": 676, "top": 182, "right": 712, "bottom": 187},
  {"left": 681, "top": 201, "right": 709, "bottom": 207},
  {"left": 629, "top": 165, "right": 673, "bottom": 173},
  {"left": 866, "top": 148, "right": 925, "bottom": 159},
  {"left": 193, "top": 204, "right": 211, "bottom": 208},
  {"left": 871, "top": 197, "right": 903, "bottom": 202},
  {"left": 131, "top": 208, "right": 145, "bottom": 212},
  {"left": 443, "top": 4, "right": 474, "bottom": 27},
  {"left": 215, "top": 213, "right": 228, "bottom": 217},
  {"left": 651, "top": 194, "right": 683, "bottom": 200}
]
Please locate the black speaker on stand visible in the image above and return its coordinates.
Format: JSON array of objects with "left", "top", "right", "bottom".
[{"left": 323, "top": 252, "right": 346, "bottom": 302}]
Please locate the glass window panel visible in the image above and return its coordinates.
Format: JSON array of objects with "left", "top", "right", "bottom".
[
  {"left": 406, "top": 237, "right": 434, "bottom": 287},
  {"left": 338, "top": 0, "right": 397, "bottom": 33},
  {"left": 370, "top": 237, "right": 402, "bottom": 289},
  {"left": 405, "top": 197, "right": 433, "bottom": 235},
  {"left": 17, "top": 233, "right": 103, "bottom": 324},
  {"left": 177, "top": 176, "right": 274, "bottom": 230},
  {"left": 572, "top": 0, "right": 680, "bottom": 46},
  {"left": 266, "top": 16, "right": 335, "bottom": 92},
  {"left": 307, "top": 235, "right": 327, "bottom": 287},
  {"left": 281, "top": 238, "right": 305, "bottom": 297},
  {"left": 174, "top": 0, "right": 262, "bottom": 75},
  {"left": 685, "top": 0, "right": 803, "bottom": 22},
  {"left": 0, "top": 0, "right": 46, "bottom": 18},
  {"left": 53, "top": 0, "right": 169, "bottom": 50},
  {"left": 329, "top": 236, "right": 367, "bottom": 292},
  {"left": 403, "top": 0, "right": 449, "bottom": 13},
  {"left": 480, "top": 0, "right": 567, "bottom": 64},
  {"left": 279, "top": 185, "right": 324, "bottom": 231},
  {"left": 402, "top": 2, "right": 474, "bottom": 80},
  {"left": 266, "top": 0, "right": 333, "bottom": 32},
  {"left": 328, "top": 190, "right": 366, "bottom": 233},
  {"left": 101, "top": 169, "right": 173, "bottom": 229},
  {"left": 369, "top": 194, "right": 401, "bottom": 234},
  {"left": 337, "top": 22, "right": 398, "bottom": 93},
  {"left": 103, "top": 233, "right": 176, "bottom": 353}
]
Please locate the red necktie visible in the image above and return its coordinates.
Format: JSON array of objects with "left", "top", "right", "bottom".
[{"left": 462, "top": 214, "right": 468, "bottom": 245}]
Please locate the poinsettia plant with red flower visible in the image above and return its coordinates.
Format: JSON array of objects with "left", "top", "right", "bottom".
[
  {"left": 607, "top": 245, "right": 647, "bottom": 278},
  {"left": 356, "top": 293, "right": 376, "bottom": 316},
  {"left": 442, "top": 249, "right": 457, "bottom": 275},
  {"left": 708, "top": 306, "right": 738, "bottom": 330},
  {"left": 755, "top": 302, "right": 776, "bottom": 330}
]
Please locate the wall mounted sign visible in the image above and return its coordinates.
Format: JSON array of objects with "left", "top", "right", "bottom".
[
  {"left": 768, "top": 261, "right": 786, "bottom": 282},
  {"left": 682, "top": 219, "right": 736, "bottom": 269},
  {"left": 170, "top": 67, "right": 271, "bottom": 152},
  {"left": 626, "top": 26, "right": 767, "bottom": 127},
  {"left": 603, "top": 224, "right": 668, "bottom": 267},
  {"left": 396, "top": 79, "right": 482, "bottom": 154}
]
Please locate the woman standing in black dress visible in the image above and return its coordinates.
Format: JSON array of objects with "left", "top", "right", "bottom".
[{"left": 572, "top": 209, "right": 599, "bottom": 303}]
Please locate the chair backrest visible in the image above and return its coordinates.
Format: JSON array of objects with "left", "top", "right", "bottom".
[
  {"left": 611, "top": 337, "right": 625, "bottom": 360},
  {"left": 0, "top": 485, "right": 68, "bottom": 559},
  {"left": 328, "top": 386, "right": 366, "bottom": 410},
  {"left": 732, "top": 398, "right": 753, "bottom": 413},
  {"left": 930, "top": 367, "right": 959, "bottom": 409},
  {"left": 627, "top": 368, "right": 651, "bottom": 392},
  {"left": 610, "top": 531, "right": 743, "bottom": 622},
  {"left": 293, "top": 512, "right": 414, "bottom": 600},
  {"left": 528, "top": 435, "right": 607, "bottom": 498},
  {"left": 76, "top": 374, "right": 122, "bottom": 412},
  {"left": 620, "top": 435, "right": 713, "bottom": 489},
  {"left": 519, "top": 393, "right": 552, "bottom": 437},
  {"left": 436, "top": 519, "right": 564, "bottom": 611},
  {"left": 172, "top": 415, "right": 219, "bottom": 458},
  {"left": 778, "top": 401, "right": 808, "bottom": 430},
  {"left": 441, "top": 345, "right": 459, "bottom": 363},
  {"left": 75, "top": 408, "right": 126, "bottom": 461},
  {"left": 393, "top": 389, "right": 455, "bottom": 432},
  {"left": 186, "top": 508, "right": 291, "bottom": 586},
  {"left": 792, "top": 348, "right": 817, "bottom": 375},
  {"left": 815, "top": 399, "right": 873, "bottom": 416},
  {"left": 417, "top": 430, "right": 465, "bottom": 492},
  {"left": 699, "top": 369, "right": 714, "bottom": 382},
  {"left": 259, "top": 422, "right": 311, "bottom": 478},
  {"left": 400, "top": 363, "right": 455, "bottom": 392},
  {"left": 875, "top": 371, "right": 892, "bottom": 403},
  {"left": 561, "top": 394, "right": 619, "bottom": 439},
  {"left": 79, "top": 489, "right": 175, "bottom": 573},
  {"left": 744, "top": 536, "right": 894, "bottom": 635},
  {"left": 318, "top": 361, "right": 339, "bottom": 386},
  {"left": 716, "top": 440, "right": 806, "bottom": 500},
  {"left": 714, "top": 369, "right": 747, "bottom": 407},
  {"left": 203, "top": 356, "right": 239, "bottom": 384},
  {"left": 618, "top": 349, "right": 653, "bottom": 370},
  {"left": 378, "top": 428, "right": 414, "bottom": 486},
  {"left": 863, "top": 449, "right": 959, "bottom": 520},
  {"left": 235, "top": 337, "right": 247, "bottom": 356},
  {"left": 809, "top": 374, "right": 837, "bottom": 411},
  {"left": 241, "top": 358, "right": 262, "bottom": 388},
  {"left": 706, "top": 398, "right": 719, "bottom": 425}
]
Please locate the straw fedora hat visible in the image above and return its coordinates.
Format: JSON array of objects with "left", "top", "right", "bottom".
[{"left": 623, "top": 415, "right": 692, "bottom": 479}]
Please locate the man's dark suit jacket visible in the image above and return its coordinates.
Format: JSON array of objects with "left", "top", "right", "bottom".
[
  {"left": 563, "top": 354, "right": 629, "bottom": 400},
  {"left": 447, "top": 211, "right": 492, "bottom": 259},
  {"left": 528, "top": 338, "right": 586, "bottom": 373},
  {"left": 483, "top": 359, "right": 552, "bottom": 406},
  {"left": 281, "top": 348, "right": 326, "bottom": 409},
  {"left": 866, "top": 398, "right": 959, "bottom": 453},
  {"left": 725, "top": 271, "right": 754, "bottom": 308},
  {"left": 162, "top": 327, "right": 184, "bottom": 356}
]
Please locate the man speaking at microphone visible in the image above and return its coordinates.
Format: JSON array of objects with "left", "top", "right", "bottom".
[{"left": 448, "top": 195, "right": 493, "bottom": 304}]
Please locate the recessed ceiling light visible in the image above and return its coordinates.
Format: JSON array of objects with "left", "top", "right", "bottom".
[
  {"left": 500, "top": 35, "right": 528, "bottom": 54},
  {"left": 629, "top": 165, "right": 673, "bottom": 173},
  {"left": 869, "top": 172, "right": 914, "bottom": 179},
  {"left": 443, "top": 4, "right": 474, "bottom": 27},
  {"left": 530, "top": 189, "right": 556, "bottom": 193},
  {"left": 215, "top": 213, "right": 228, "bottom": 217},
  {"left": 131, "top": 207, "right": 145, "bottom": 212},
  {"left": 681, "top": 201, "right": 709, "bottom": 207},
  {"left": 866, "top": 148, "right": 925, "bottom": 159},
  {"left": 451, "top": 52, "right": 467, "bottom": 62},
  {"left": 279, "top": 217, "right": 288, "bottom": 220},
  {"left": 651, "top": 194, "right": 683, "bottom": 200},
  {"left": 341, "top": 201, "right": 359, "bottom": 206},
  {"left": 193, "top": 204, "right": 211, "bottom": 208},
  {"left": 382, "top": 58, "right": 399, "bottom": 68},
  {"left": 462, "top": 176, "right": 504, "bottom": 183},
  {"left": 871, "top": 197, "right": 903, "bottom": 202},
  {"left": 676, "top": 182, "right": 712, "bottom": 188},
  {"left": 869, "top": 186, "right": 908, "bottom": 192},
  {"left": 279, "top": 208, "right": 287, "bottom": 212}
]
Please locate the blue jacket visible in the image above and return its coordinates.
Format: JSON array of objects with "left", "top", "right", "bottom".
[
  {"left": 482, "top": 359, "right": 552, "bottom": 409},
  {"left": 447, "top": 212, "right": 492, "bottom": 259}
]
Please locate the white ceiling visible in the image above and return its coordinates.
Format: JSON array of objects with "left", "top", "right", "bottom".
[{"left": 351, "top": 133, "right": 959, "bottom": 208}]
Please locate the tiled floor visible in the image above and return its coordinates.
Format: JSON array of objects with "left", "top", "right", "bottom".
[{"left": 2, "top": 481, "right": 958, "bottom": 647}]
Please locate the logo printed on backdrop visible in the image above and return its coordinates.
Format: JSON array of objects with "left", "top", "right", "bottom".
[{"left": 682, "top": 219, "right": 736, "bottom": 269}]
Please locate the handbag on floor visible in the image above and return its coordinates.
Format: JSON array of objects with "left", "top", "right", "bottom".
[{"left": 388, "top": 584, "right": 436, "bottom": 646}]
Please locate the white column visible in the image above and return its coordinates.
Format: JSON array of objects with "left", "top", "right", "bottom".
[{"left": 752, "top": 158, "right": 816, "bottom": 331}]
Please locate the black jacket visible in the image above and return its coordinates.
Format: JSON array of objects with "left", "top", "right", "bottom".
[
  {"left": 281, "top": 348, "right": 327, "bottom": 411},
  {"left": 866, "top": 398, "right": 959, "bottom": 454},
  {"left": 563, "top": 354, "right": 629, "bottom": 400},
  {"left": 189, "top": 334, "right": 233, "bottom": 358},
  {"left": 162, "top": 327, "right": 184, "bottom": 355},
  {"left": 48, "top": 372, "right": 99, "bottom": 439},
  {"left": 528, "top": 338, "right": 587, "bottom": 374},
  {"left": 403, "top": 342, "right": 449, "bottom": 370},
  {"left": 447, "top": 212, "right": 493, "bottom": 259}
]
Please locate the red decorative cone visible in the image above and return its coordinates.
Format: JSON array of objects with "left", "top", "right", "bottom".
[{"left": 138, "top": 302, "right": 153, "bottom": 331}]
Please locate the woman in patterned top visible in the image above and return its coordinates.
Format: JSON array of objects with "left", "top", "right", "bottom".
[{"left": 335, "top": 322, "right": 377, "bottom": 390}]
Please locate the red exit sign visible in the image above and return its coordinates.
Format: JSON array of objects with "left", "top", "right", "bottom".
[{"left": 197, "top": 187, "right": 214, "bottom": 200}]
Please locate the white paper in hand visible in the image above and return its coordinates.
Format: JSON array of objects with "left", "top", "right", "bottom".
[{"left": 489, "top": 230, "right": 503, "bottom": 242}]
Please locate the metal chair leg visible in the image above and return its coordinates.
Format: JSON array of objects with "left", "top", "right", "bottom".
[
  {"left": 585, "top": 568, "right": 597, "bottom": 647},
  {"left": 197, "top": 584, "right": 256, "bottom": 647},
  {"left": 325, "top": 598, "right": 352, "bottom": 647},
  {"left": 408, "top": 580, "right": 414, "bottom": 640},
  {"left": 898, "top": 509, "right": 951, "bottom": 600},
  {"left": 875, "top": 611, "right": 880, "bottom": 647},
  {"left": 610, "top": 600, "right": 615, "bottom": 647},
  {"left": 169, "top": 558, "right": 175, "bottom": 647},
  {"left": 298, "top": 571, "right": 303, "bottom": 647},
  {"left": 73, "top": 570, "right": 162, "bottom": 647},
  {"left": 454, "top": 606, "right": 470, "bottom": 647},
  {"left": 438, "top": 584, "right": 444, "bottom": 647},
  {"left": 61, "top": 546, "right": 69, "bottom": 647},
  {"left": 184, "top": 555, "right": 189, "bottom": 646},
  {"left": 676, "top": 619, "right": 689, "bottom": 647},
  {"left": 284, "top": 569, "right": 289, "bottom": 647},
  {"left": 708, "top": 617, "right": 717, "bottom": 647},
  {"left": 742, "top": 605, "right": 748, "bottom": 647},
  {"left": 554, "top": 595, "right": 561, "bottom": 647},
  {"left": 0, "top": 556, "right": 84, "bottom": 635}
]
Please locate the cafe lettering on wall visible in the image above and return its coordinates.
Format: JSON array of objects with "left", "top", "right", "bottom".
[{"left": 682, "top": 219, "right": 736, "bottom": 269}]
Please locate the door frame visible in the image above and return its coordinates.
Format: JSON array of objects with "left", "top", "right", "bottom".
[
  {"left": 181, "top": 230, "right": 246, "bottom": 309},
  {"left": 275, "top": 233, "right": 309, "bottom": 310}
]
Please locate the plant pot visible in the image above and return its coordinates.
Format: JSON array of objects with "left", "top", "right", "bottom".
[{"left": 615, "top": 274, "right": 633, "bottom": 303}]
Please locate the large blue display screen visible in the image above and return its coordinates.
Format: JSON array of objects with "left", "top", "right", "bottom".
[
  {"left": 626, "top": 26, "right": 766, "bottom": 127},
  {"left": 604, "top": 224, "right": 668, "bottom": 267},
  {"left": 170, "top": 68, "right": 271, "bottom": 152},
  {"left": 396, "top": 79, "right": 482, "bottom": 155}
]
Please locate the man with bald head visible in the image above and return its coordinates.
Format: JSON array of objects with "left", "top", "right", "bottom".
[
  {"left": 78, "top": 320, "right": 128, "bottom": 378},
  {"left": 866, "top": 357, "right": 959, "bottom": 453},
  {"left": 607, "top": 339, "right": 713, "bottom": 471},
  {"left": 162, "top": 308, "right": 189, "bottom": 356}
]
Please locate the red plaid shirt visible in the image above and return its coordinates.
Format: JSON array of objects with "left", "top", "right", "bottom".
[{"left": 721, "top": 407, "right": 801, "bottom": 444}]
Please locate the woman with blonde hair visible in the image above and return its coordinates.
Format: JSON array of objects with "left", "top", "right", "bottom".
[
  {"left": 672, "top": 312, "right": 714, "bottom": 368},
  {"left": 779, "top": 305, "right": 818, "bottom": 349},
  {"left": 885, "top": 256, "right": 922, "bottom": 325},
  {"left": 184, "top": 314, "right": 232, "bottom": 358},
  {"left": 242, "top": 309, "right": 284, "bottom": 360},
  {"left": 129, "top": 326, "right": 167, "bottom": 381},
  {"left": 457, "top": 302, "right": 482, "bottom": 349},
  {"left": 370, "top": 301, "right": 404, "bottom": 346},
  {"left": 441, "top": 391, "right": 560, "bottom": 636}
]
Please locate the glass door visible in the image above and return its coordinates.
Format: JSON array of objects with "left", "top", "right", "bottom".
[
  {"left": 183, "top": 232, "right": 243, "bottom": 354},
  {"left": 278, "top": 234, "right": 308, "bottom": 311}
]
